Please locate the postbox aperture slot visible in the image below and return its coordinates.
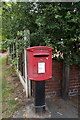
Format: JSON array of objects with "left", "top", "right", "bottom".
[
  {"left": 33, "top": 52, "right": 49, "bottom": 57},
  {"left": 34, "top": 55, "right": 49, "bottom": 57}
]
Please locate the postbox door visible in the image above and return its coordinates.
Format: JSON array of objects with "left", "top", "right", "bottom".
[{"left": 33, "top": 55, "right": 50, "bottom": 80}]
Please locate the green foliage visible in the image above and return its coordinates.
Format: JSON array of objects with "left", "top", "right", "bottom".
[
  {"left": 35, "top": 2, "right": 80, "bottom": 65},
  {"left": 2, "top": 2, "right": 80, "bottom": 65},
  {"left": 2, "top": 57, "right": 19, "bottom": 117},
  {"left": 3, "top": 38, "right": 29, "bottom": 66},
  {"left": 2, "top": 2, "right": 37, "bottom": 38}
]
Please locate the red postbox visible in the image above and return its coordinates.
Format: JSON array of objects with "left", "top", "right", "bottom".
[{"left": 26, "top": 46, "right": 54, "bottom": 81}]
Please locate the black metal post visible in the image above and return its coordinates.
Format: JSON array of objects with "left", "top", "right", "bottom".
[{"left": 34, "top": 81, "right": 45, "bottom": 112}]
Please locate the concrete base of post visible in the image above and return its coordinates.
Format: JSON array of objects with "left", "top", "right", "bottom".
[
  {"left": 35, "top": 106, "right": 46, "bottom": 113},
  {"left": 24, "top": 103, "right": 51, "bottom": 118}
]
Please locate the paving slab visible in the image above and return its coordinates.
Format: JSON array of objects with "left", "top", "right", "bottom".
[
  {"left": 13, "top": 99, "right": 51, "bottom": 118},
  {"left": 13, "top": 97, "right": 79, "bottom": 118},
  {"left": 46, "top": 97, "right": 78, "bottom": 118}
]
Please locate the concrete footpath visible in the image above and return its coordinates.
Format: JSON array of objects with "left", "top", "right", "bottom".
[
  {"left": 13, "top": 96, "right": 79, "bottom": 118},
  {"left": 46, "top": 97, "right": 78, "bottom": 118},
  {"left": 0, "top": 52, "right": 8, "bottom": 58}
]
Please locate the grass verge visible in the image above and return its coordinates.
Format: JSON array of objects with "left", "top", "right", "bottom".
[
  {"left": 0, "top": 57, "right": 2, "bottom": 120},
  {"left": 1, "top": 57, "right": 19, "bottom": 118}
]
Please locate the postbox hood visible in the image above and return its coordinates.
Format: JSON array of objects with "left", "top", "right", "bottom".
[{"left": 26, "top": 46, "right": 54, "bottom": 52}]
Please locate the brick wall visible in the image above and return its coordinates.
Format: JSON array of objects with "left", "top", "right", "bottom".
[
  {"left": 69, "top": 64, "right": 79, "bottom": 96},
  {"left": 31, "top": 60, "right": 80, "bottom": 97},
  {"left": 45, "top": 60, "right": 63, "bottom": 97}
]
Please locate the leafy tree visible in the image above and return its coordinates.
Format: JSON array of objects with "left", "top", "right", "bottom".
[
  {"left": 33, "top": 2, "right": 80, "bottom": 65},
  {"left": 2, "top": 2, "right": 80, "bottom": 65},
  {"left": 2, "top": 2, "right": 38, "bottom": 38}
]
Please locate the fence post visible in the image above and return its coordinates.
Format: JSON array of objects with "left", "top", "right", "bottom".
[
  {"left": 16, "top": 42, "right": 19, "bottom": 72},
  {"left": 62, "top": 55, "right": 70, "bottom": 100},
  {"left": 24, "top": 49, "right": 28, "bottom": 98},
  {"left": 26, "top": 30, "right": 31, "bottom": 97},
  {"left": 24, "top": 29, "right": 31, "bottom": 98},
  {"left": 12, "top": 43, "right": 15, "bottom": 59}
]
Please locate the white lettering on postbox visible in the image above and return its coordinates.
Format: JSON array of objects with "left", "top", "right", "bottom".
[{"left": 38, "top": 62, "right": 45, "bottom": 73}]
